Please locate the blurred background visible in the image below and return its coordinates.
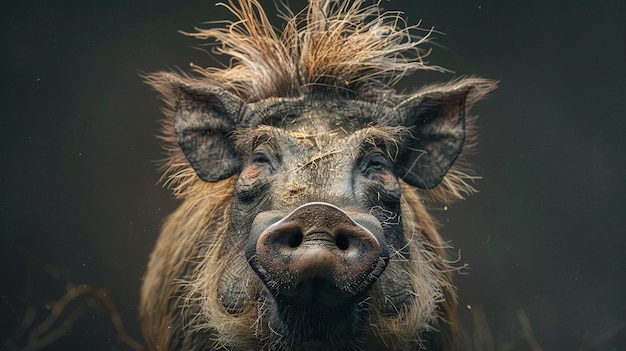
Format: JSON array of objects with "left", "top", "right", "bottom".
[{"left": 1, "top": 0, "right": 624, "bottom": 350}]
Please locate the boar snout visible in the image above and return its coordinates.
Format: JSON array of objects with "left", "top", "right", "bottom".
[{"left": 246, "top": 202, "right": 389, "bottom": 299}]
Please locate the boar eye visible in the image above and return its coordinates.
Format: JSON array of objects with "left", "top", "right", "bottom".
[
  {"left": 368, "top": 155, "right": 387, "bottom": 171},
  {"left": 251, "top": 144, "right": 279, "bottom": 170},
  {"left": 361, "top": 152, "right": 391, "bottom": 177},
  {"left": 252, "top": 150, "right": 271, "bottom": 165}
]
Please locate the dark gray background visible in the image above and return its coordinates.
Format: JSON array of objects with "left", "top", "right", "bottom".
[{"left": 1, "top": 0, "right": 624, "bottom": 350}]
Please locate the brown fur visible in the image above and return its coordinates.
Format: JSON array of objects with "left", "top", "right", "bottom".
[
  {"left": 141, "top": 176, "right": 460, "bottom": 350},
  {"left": 184, "top": 0, "right": 443, "bottom": 101},
  {"left": 141, "top": 1, "right": 496, "bottom": 350},
  {"left": 145, "top": 0, "right": 496, "bottom": 203}
]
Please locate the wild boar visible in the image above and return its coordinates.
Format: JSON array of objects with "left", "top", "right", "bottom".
[{"left": 140, "top": 0, "right": 496, "bottom": 350}]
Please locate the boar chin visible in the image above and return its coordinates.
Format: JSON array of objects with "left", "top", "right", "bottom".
[{"left": 266, "top": 286, "right": 371, "bottom": 350}]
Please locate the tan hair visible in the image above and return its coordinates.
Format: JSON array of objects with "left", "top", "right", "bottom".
[
  {"left": 141, "top": 1, "right": 494, "bottom": 349},
  {"left": 185, "top": 0, "right": 442, "bottom": 101},
  {"left": 141, "top": 178, "right": 462, "bottom": 350},
  {"left": 146, "top": 0, "right": 494, "bottom": 204}
]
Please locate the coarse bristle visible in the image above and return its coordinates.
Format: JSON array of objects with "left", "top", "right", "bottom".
[{"left": 185, "top": 0, "right": 444, "bottom": 101}]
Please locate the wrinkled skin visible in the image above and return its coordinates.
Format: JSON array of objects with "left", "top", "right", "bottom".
[
  {"left": 139, "top": 0, "right": 498, "bottom": 348},
  {"left": 225, "top": 97, "right": 409, "bottom": 347},
  {"left": 139, "top": 75, "right": 493, "bottom": 350}
]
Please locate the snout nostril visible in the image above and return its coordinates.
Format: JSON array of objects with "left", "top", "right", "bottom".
[
  {"left": 335, "top": 233, "right": 350, "bottom": 251},
  {"left": 249, "top": 203, "right": 389, "bottom": 298},
  {"left": 286, "top": 230, "right": 304, "bottom": 248}
]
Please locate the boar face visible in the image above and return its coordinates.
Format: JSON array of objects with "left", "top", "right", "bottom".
[{"left": 140, "top": 1, "right": 495, "bottom": 350}]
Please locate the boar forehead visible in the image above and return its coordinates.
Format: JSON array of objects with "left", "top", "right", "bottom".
[
  {"left": 242, "top": 95, "right": 400, "bottom": 133},
  {"left": 236, "top": 96, "right": 404, "bottom": 176},
  {"left": 233, "top": 96, "right": 406, "bottom": 208}
]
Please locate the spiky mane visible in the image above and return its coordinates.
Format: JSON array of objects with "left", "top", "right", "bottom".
[
  {"left": 142, "top": 3, "right": 498, "bottom": 350},
  {"left": 186, "top": 0, "right": 442, "bottom": 101},
  {"left": 147, "top": 0, "right": 495, "bottom": 203}
]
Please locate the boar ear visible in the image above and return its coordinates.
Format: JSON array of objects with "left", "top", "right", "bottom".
[
  {"left": 393, "top": 82, "right": 477, "bottom": 189},
  {"left": 164, "top": 75, "right": 246, "bottom": 182}
]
